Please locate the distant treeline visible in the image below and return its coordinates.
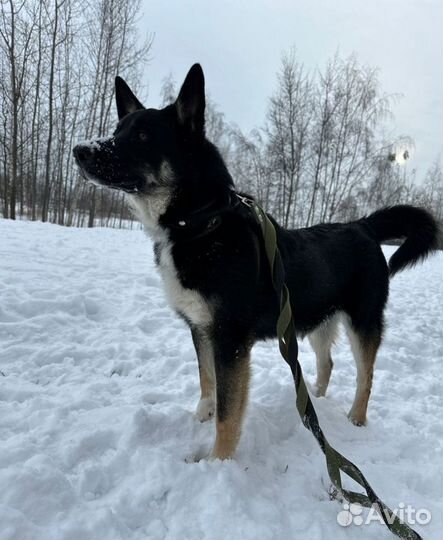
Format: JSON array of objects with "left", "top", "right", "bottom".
[
  {"left": 1, "top": 1, "right": 441, "bottom": 228},
  {"left": 0, "top": 0, "right": 151, "bottom": 227}
]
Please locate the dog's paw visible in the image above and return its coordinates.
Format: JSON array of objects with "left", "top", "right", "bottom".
[
  {"left": 347, "top": 410, "right": 367, "bottom": 426},
  {"left": 311, "top": 383, "right": 327, "bottom": 398},
  {"left": 195, "top": 397, "right": 215, "bottom": 422}
]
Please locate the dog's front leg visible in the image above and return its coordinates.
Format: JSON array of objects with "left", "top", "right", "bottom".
[
  {"left": 191, "top": 327, "right": 216, "bottom": 422},
  {"left": 211, "top": 337, "right": 251, "bottom": 460}
]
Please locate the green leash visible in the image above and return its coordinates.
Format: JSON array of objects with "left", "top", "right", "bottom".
[{"left": 244, "top": 197, "right": 423, "bottom": 540}]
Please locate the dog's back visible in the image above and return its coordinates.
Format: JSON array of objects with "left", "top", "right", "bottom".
[{"left": 255, "top": 205, "right": 440, "bottom": 340}]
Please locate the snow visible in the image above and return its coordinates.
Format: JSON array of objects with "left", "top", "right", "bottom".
[{"left": 0, "top": 218, "right": 442, "bottom": 540}]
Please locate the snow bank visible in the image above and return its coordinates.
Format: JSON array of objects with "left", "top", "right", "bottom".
[{"left": 0, "top": 219, "right": 441, "bottom": 540}]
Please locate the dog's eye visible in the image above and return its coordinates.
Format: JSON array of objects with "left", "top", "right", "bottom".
[{"left": 138, "top": 131, "right": 148, "bottom": 141}]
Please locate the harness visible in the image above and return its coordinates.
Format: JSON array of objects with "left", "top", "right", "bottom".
[
  {"left": 161, "top": 189, "right": 244, "bottom": 241},
  {"left": 167, "top": 191, "right": 423, "bottom": 540}
]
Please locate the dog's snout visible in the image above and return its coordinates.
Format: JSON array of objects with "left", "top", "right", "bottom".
[{"left": 73, "top": 144, "right": 94, "bottom": 165}]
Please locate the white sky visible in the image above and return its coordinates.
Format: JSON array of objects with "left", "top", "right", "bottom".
[{"left": 139, "top": 0, "right": 442, "bottom": 174}]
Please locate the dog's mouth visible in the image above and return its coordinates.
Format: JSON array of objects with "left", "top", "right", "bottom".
[{"left": 76, "top": 166, "right": 145, "bottom": 194}]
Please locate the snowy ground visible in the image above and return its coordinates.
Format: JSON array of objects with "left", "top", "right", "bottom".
[{"left": 0, "top": 218, "right": 442, "bottom": 540}]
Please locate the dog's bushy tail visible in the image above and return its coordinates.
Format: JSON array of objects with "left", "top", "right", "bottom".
[{"left": 365, "top": 205, "right": 440, "bottom": 276}]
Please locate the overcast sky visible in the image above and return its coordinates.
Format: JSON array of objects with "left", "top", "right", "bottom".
[{"left": 139, "top": 0, "right": 442, "bottom": 174}]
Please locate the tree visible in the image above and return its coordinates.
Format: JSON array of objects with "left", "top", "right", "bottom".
[
  {"left": 0, "top": 0, "right": 36, "bottom": 219},
  {"left": 265, "top": 50, "right": 313, "bottom": 227},
  {"left": 306, "top": 54, "right": 393, "bottom": 225},
  {"left": 417, "top": 158, "right": 443, "bottom": 221}
]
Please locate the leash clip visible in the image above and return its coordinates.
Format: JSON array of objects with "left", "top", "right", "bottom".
[{"left": 236, "top": 193, "right": 254, "bottom": 208}]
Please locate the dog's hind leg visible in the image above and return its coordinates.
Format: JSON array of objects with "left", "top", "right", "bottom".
[
  {"left": 344, "top": 319, "right": 381, "bottom": 426},
  {"left": 191, "top": 328, "right": 216, "bottom": 422},
  {"left": 210, "top": 336, "right": 251, "bottom": 460},
  {"left": 308, "top": 315, "right": 339, "bottom": 397}
]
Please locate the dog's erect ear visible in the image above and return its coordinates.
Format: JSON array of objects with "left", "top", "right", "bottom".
[
  {"left": 115, "top": 76, "right": 145, "bottom": 120},
  {"left": 175, "top": 64, "right": 205, "bottom": 134}
]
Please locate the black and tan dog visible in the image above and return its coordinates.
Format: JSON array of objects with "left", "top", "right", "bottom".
[{"left": 74, "top": 64, "right": 439, "bottom": 460}]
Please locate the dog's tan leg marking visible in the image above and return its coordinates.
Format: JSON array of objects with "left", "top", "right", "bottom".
[
  {"left": 211, "top": 352, "right": 250, "bottom": 460},
  {"left": 314, "top": 352, "right": 333, "bottom": 397},
  {"left": 346, "top": 324, "right": 380, "bottom": 426},
  {"left": 308, "top": 316, "right": 339, "bottom": 397},
  {"left": 192, "top": 329, "right": 216, "bottom": 422}
]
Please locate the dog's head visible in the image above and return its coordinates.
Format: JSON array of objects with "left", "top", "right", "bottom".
[{"left": 73, "top": 64, "right": 218, "bottom": 197}]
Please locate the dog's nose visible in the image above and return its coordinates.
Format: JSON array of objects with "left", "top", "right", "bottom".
[{"left": 73, "top": 144, "right": 94, "bottom": 165}]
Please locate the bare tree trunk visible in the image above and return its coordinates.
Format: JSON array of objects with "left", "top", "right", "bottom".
[
  {"left": 30, "top": 1, "right": 43, "bottom": 221},
  {"left": 41, "top": 0, "right": 62, "bottom": 222}
]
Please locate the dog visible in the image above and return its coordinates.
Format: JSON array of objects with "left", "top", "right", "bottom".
[{"left": 74, "top": 64, "right": 439, "bottom": 460}]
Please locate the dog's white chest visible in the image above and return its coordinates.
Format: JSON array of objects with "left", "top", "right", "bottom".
[
  {"left": 157, "top": 242, "right": 212, "bottom": 326},
  {"left": 128, "top": 193, "right": 212, "bottom": 327}
]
